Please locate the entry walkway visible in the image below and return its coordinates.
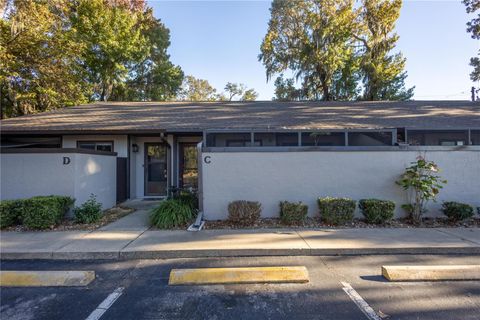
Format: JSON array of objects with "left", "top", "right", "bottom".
[{"left": 1, "top": 227, "right": 479, "bottom": 260}]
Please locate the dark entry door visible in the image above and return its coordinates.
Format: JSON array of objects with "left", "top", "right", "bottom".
[{"left": 145, "top": 143, "right": 167, "bottom": 196}]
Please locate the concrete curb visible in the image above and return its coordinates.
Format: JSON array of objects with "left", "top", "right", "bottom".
[
  {"left": 0, "top": 270, "right": 95, "bottom": 286},
  {"left": 1, "top": 246, "right": 480, "bottom": 260},
  {"left": 382, "top": 265, "right": 480, "bottom": 281},
  {"left": 169, "top": 266, "right": 309, "bottom": 285}
]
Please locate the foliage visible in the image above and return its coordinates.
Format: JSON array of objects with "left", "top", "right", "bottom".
[
  {"left": 357, "top": 0, "right": 414, "bottom": 101},
  {"left": 463, "top": 0, "right": 480, "bottom": 81},
  {"left": 150, "top": 198, "right": 195, "bottom": 229},
  {"left": 441, "top": 201, "right": 474, "bottom": 222},
  {"left": 260, "top": 0, "right": 357, "bottom": 101},
  {"left": 0, "top": 199, "right": 24, "bottom": 228},
  {"left": 241, "top": 88, "right": 259, "bottom": 101},
  {"left": 396, "top": 156, "right": 447, "bottom": 223},
  {"left": 224, "top": 82, "right": 246, "bottom": 101},
  {"left": 0, "top": 0, "right": 89, "bottom": 118},
  {"left": 279, "top": 201, "right": 308, "bottom": 225},
  {"left": 358, "top": 199, "right": 395, "bottom": 224},
  {"left": 318, "top": 197, "right": 356, "bottom": 225},
  {"left": 169, "top": 187, "right": 199, "bottom": 212},
  {"left": 259, "top": 0, "right": 412, "bottom": 101},
  {"left": 227, "top": 200, "right": 262, "bottom": 226},
  {"left": 22, "top": 195, "right": 75, "bottom": 229},
  {"left": 1, "top": 0, "right": 182, "bottom": 118},
  {"left": 178, "top": 75, "right": 218, "bottom": 101},
  {"left": 74, "top": 194, "right": 103, "bottom": 224}
]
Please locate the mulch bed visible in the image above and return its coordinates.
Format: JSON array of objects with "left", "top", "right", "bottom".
[
  {"left": 4, "top": 206, "right": 135, "bottom": 232},
  {"left": 203, "top": 217, "right": 480, "bottom": 230}
]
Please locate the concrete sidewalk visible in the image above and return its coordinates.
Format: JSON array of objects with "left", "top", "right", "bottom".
[{"left": 0, "top": 228, "right": 479, "bottom": 260}]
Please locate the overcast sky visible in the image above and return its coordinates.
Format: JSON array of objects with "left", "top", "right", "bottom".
[{"left": 149, "top": 0, "right": 479, "bottom": 101}]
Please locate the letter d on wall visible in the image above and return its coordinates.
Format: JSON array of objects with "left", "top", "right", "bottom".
[{"left": 63, "top": 157, "right": 71, "bottom": 165}]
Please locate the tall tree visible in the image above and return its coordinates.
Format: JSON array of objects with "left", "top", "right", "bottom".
[
  {"left": 260, "top": 0, "right": 357, "bottom": 101},
  {"left": 224, "top": 82, "right": 246, "bottom": 101},
  {"left": 110, "top": 8, "right": 183, "bottom": 101},
  {"left": 70, "top": 0, "right": 148, "bottom": 101},
  {"left": 178, "top": 75, "right": 218, "bottom": 101},
  {"left": 463, "top": 0, "right": 480, "bottom": 82},
  {"left": 241, "top": 88, "right": 259, "bottom": 101},
  {"left": 0, "top": 0, "right": 88, "bottom": 118},
  {"left": 357, "top": 0, "right": 414, "bottom": 100}
]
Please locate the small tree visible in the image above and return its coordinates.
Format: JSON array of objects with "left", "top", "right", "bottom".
[{"left": 396, "top": 156, "right": 447, "bottom": 223}]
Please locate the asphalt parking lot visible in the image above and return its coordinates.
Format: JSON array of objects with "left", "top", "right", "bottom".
[{"left": 1, "top": 255, "right": 479, "bottom": 320}]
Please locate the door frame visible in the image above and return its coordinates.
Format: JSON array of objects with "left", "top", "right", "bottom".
[{"left": 144, "top": 142, "right": 168, "bottom": 197}]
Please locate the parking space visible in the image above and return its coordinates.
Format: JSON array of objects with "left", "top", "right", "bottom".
[{"left": 1, "top": 255, "right": 479, "bottom": 320}]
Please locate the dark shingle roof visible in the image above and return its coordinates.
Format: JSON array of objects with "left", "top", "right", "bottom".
[{"left": 1, "top": 101, "right": 479, "bottom": 134}]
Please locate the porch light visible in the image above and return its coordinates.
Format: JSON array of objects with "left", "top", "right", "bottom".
[{"left": 132, "top": 143, "right": 139, "bottom": 153}]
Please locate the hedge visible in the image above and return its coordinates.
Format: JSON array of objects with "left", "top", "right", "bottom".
[
  {"left": 0, "top": 195, "right": 75, "bottom": 230},
  {"left": 318, "top": 197, "right": 356, "bottom": 225},
  {"left": 228, "top": 200, "right": 262, "bottom": 226},
  {"left": 279, "top": 201, "right": 308, "bottom": 225},
  {"left": 359, "top": 199, "right": 395, "bottom": 224}
]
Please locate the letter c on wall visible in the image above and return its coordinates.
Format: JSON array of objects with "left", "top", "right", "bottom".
[
  {"left": 63, "top": 157, "right": 71, "bottom": 165},
  {"left": 204, "top": 156, "right": 211, "bottom": 164}
]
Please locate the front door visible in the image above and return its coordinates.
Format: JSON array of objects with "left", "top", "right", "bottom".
[{"left": 144, "top": 143, "right": 167, "bottom": 196}]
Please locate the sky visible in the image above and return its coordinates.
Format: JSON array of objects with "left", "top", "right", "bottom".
[{"left": 148, "top": 0, "right": 479, "bottom": 101}]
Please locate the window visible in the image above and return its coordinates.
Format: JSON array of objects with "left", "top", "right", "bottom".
[
  {"left": 206, "top": 133, "right": 251, "bottom": 147},
  {"left": 348, "top": 132, "right": 393, "bottom": 146},
  {"left": 0, "top": 136, "right": 61, "bottom": 148},
  {"left": 77, "top": 141, "right": 113, "bottom": 152},
  {"left": 471, "top": 130, "right": 480, "bottom": 145},
  {"left": 407, "top": 130, "right": 468, "bottom": 146},
  {"left": 253, "top": 132, "right": 298, "bottom": 147},
  {"left": 301, "top": 132, "right": 345, "bottom": 146},
  {"left": 179, "top": 143, "right": 198, "bottom": 189}
]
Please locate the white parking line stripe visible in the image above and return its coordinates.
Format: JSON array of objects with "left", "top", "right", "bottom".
[
  {"left": 341, "top": 281, "right": 382, "bottom": 320},
  {"left": 86, "top": 287, "right": 124, "bottom": 320}
]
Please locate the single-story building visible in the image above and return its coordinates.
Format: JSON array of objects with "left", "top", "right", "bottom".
[{"left": 1, "top": 100, "right": 479, "bottom": 219}]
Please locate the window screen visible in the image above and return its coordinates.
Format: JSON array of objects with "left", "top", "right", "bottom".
[
  {"left": 348, "top": 132, "right": 393, "bottom": 146},
  {"left": 407, "top": 130, "right": 468, "bottom": 146},
  {"left": 78, "top": 141, "right": 113, "bottom": 152}
]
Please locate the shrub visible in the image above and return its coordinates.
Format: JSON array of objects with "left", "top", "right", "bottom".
[
  {"left": 318, "top": 197, "right": 356, "bottom": 225},
  {"left": 0, "top": 199, "right": 25, "bottom": 228},
  {"left": 227, "top": 200, "right": 261, "bottom": 226},
  {"left": 396, "top": 157, "right": 447, "bottom": 223},
  {"left": 441, "top": 201, "right": 474, "bottom": 222},
  {"left": 74, "top": 194, "right": 103, "bottom": 224},
  {"left": 359, "top": 199, "right": 395, "bottom": 224},
  {"left": 279, "top": 201, "right": 308, "bottom": 225},
  {"left": 173, "top": 189, "right": 199, "bottom": 212},
  {"left": 23, "top": 196, "right": 75, "bottom": 229},
  {"left": 150, "top": 198, "right": 195, "bottom": 229}
]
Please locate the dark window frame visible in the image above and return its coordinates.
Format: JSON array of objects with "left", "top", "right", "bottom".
[{"left": 77, "top": 140, "right": 114, "bottom": 152}]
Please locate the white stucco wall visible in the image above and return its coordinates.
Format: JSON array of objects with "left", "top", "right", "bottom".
[
  {"left": 1, "top": 152, "right": 117, "bottom": 210},
  {"left": 201, "top": 150, "right": 480, "bottom": 220}
]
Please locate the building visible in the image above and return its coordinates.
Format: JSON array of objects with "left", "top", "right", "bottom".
[{"left": 1, "top": 100, "right": 479, "bottom": 219}]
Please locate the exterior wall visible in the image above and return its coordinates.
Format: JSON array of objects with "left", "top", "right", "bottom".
[
  {"left": 1, "top": 152, "right": 117, "bottom": 210},
  {"left": 63, "top": 135, "right": 128, "bottom": 157},
  {"left": 201, "top": 149, "right": 480, "bottom": 220}
]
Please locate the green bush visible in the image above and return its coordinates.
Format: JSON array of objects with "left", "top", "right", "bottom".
[
  {"left": 441, "top": 201, "right": 474, "bottom": 222},
  {"left": 74, "top": 194, "right": 103, "bottom": 224},
  {"left": 318, "top": 197, "right": 356, "bottom": 225},
  {"left": 279, "top": 201, "right": 308, "bottom": 225},
  {"left": 22, "top": 196, "right": 75, "bottom": 229},
  {"left": 173, "top": 189, "right": 199, "bottom": 212},
  {"left": 227, "top": 200, "right": 262, "bottom": 226},
  {"left": 359, "top": 199, "right": 395, "bottom": 224},
  {"left": 0, "top": 199, "right": 25, "bottom": 228},
  {"left": 150, "top": 199, "right": 195, "bottom": 229}
]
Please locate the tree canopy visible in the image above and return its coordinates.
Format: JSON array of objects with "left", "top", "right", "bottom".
[
  {"left": 261, "top": 0, "right": 414, "bottom": 101},
  {"left": 0, "top": 0, "right": 183, "bottom": 118},
  {"left": 463, "top": 0, "right": 480, "bottom": 82}
]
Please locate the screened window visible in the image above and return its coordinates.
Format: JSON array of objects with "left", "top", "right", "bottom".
[
  {"left": 472, "top": 130, "right": 480, "bottom": 145},
  {"left": 0, "top": 136, "right": 61, "bottom": 148},
  {"left": 77, "top": 141, "right": 113, "bottom": 152},
  {"left": 253, "top": 132, "right": 298, "bottom": 146},
  {"left": 301, "top": 132, "right": 345, "bottom": 146},
  {"left": 407, "top": 130, "right": 468, "bottom": 146},
  {"left": 348, "top": 132, "right": 393, "bottom": 146},
  {"left": 206, "top": 133, "right": 251, "bottom": 147}
]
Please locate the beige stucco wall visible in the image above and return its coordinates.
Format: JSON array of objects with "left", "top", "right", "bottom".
[
  {"left": 201, "top": 150, "right": 480, "bottom": 220},
  {"left": 1, "top": 152, "right": 117, "bottom": 210}
]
